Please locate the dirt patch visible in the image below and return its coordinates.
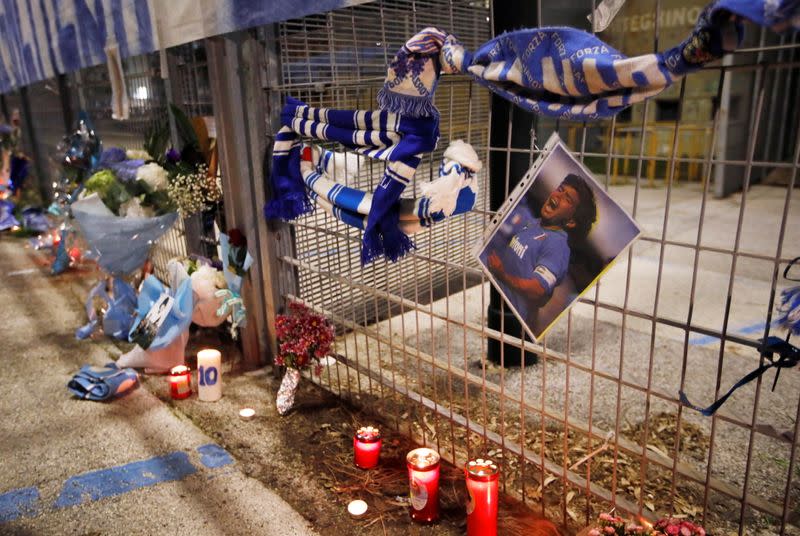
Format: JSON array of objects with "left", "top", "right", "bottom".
[{"left": 130, "top": 332, "right": 559, "bottom": 535}]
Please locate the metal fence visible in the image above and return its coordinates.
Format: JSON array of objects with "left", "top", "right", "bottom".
[{"left": 262, "top": 1, "right": 800, "bottom": 534}]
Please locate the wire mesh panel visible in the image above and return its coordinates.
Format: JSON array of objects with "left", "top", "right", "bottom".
[{"left": 264, "top": 1, "right": 800, "bottom": 533}]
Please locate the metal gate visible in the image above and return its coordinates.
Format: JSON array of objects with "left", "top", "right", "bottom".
[{"left": 263, "top": 1, "right": 800, "bottom": 534}]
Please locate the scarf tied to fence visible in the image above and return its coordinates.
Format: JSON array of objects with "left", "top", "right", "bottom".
[
  {"left": 378, "top": 0, "right": 799, "bottom": 121},
  {"left": 302, "top": 140, "right": 481, "bottom": 235},
  {"left": 265, "top": 96, "right": 439, "bottom": 264}
]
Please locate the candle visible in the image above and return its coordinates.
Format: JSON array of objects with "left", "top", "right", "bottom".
[
  {"left": 239, "top": 408, "right": 255, "bottom": 420},
  {"left": 347, "top": 499, "right": 368, "bottom": 519},
  {"left": 406, "top": 448, "right": 440, "bottom": 523},
  {"left": 465, "top": 458, "right": 500, "bottom": 536},
  {"left": 354, "top": 426, "right": 382, "bottom": 470},
  {"left": 197, "top": 349, "right": 222, "bottom": 402},
  {"left": 168, "top": 365, "right": 192, "bottom": 400}
]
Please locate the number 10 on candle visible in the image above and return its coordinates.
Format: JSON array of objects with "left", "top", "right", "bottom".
[{"left": 197, "top": 349, "right": 222, "bottom": 401}]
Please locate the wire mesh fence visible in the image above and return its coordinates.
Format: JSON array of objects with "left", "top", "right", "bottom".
[{"left": 263, "top": 1, "right": 800, "bottom": 534}]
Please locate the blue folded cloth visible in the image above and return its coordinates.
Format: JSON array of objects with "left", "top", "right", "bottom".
[
  {"left": 21, "top": 207, "right": 51, "bottom": 232},
  {"left": 0, "top": 199, "right": 20, "bottom": 231},
  {"left": 67, "top": 362, "right": 139, "bottom": 401}
]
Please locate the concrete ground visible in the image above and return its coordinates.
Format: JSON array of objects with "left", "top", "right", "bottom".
[{"left": 0, "top": 238, "right": 318, "bottom": 535}]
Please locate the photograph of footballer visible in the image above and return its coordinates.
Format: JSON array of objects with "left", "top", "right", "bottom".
[{"left": 475, "top": 133, "right": 641, "bottom": 342}]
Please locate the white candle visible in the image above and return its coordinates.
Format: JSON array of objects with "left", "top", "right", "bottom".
[
  {"left": 239, "top": 408, "right": 255, "bottom": 420},
  {"left": 347, "top": 500, "right": 368, "bottom": 518},
  {"left": 197, "top": 349, "right": 222, "bottom": 401}
]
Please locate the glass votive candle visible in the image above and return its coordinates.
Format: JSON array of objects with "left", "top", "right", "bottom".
[
  {"left": 354, "top": 426, "right": 382, "bottom": 469},
  {"left": 169, "top": 365, "right": 192, "bottom": 400},
  {"left": 465, "top": 458, "right": 500, "bottom": 536},
  {"left": 406, "top": 447, "right": 441, "bottom": 523}
]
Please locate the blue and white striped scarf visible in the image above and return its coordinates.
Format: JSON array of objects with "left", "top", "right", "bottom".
[
  {"left": 379, "top": 0, "right": 799, "bottom": 121},
  {"left": 303, "top": 141, "right": 480, "bottom": 234},
  {"left": 265, "top": 97, "right": 439, "bottom": 264}
]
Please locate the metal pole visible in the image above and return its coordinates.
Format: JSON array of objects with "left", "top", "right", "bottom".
[
  {"left": 56, "top": 74, "right": 74, "bottom": 134},
  {"left": 486, "top": 0, "right": 539, "bottom": 367},
  {"left": 19, "top": 86, "right": 50, "bottom": 204}
]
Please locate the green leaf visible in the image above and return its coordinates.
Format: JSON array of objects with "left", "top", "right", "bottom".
[
  {"left": 169, "top": 104, "right": 199, "bottom": 152},
  {"left": 143, "top": 120, "right": 170, "bottom": 165}
]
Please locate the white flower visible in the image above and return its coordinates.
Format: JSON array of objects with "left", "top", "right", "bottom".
[
  {"left": 126, "top": 149, "right": 151, "bottom": 160},
  {"left": 191, "top": 264, "right": 223, "bottom": 301},
  {"left": 136, "top": 162, "right": 168, "bottom": 191},
  {"left": 119, "top": 197, "right": 154, "bottom": 219},
  {"left": 165, "top": 164, "right": 220, "bottom": 217}
]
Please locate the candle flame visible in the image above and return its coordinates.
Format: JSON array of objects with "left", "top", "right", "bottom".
[{"left": 638, "top": 517, "right": 653, "bottom": 529}]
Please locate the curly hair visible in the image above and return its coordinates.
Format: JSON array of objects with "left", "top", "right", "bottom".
[{"left": 561, "top": 173, "right": 597, "bottom": 239}]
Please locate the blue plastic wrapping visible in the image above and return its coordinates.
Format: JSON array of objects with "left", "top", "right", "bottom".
[{"left": 71, "top": 194, "right": 178, "bottom": 276}]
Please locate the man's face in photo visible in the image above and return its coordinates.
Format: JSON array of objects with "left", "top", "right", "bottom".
[{"left": 540, "top": 181, "right": 579, "bottom": 230}]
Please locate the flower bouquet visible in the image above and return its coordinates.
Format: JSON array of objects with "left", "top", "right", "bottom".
[
  {"left": 175, "top": 256, "right": 247, "bottom": 332},
  {"left": 274, "top": 303, "right": 335, "bottom": 415},
  {"left": 652, "top": 519, "right": 706, "bottom": 536},
  {"left": 116, "top": 256, "right": 247, "bottom": 373},
  {"left": 579, "top": 513, "right": 706, "bottom": 536}
]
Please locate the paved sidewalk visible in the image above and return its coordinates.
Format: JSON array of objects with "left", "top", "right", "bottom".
[{"left": 0, "top": 237, "right": 317, "bottom": 536}]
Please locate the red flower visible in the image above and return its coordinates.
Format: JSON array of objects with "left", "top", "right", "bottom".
[
  {"left": 274, "top": 302, "right": 334, "bottom": 370},
  {"left": 228, "top": 228, "right": 247, "bottom": 247}
]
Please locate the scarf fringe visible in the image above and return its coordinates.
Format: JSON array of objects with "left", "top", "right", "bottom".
[
  {"left": 361, "top": 214, "right": 416, "bottom": 265},
  {"left": 778, "top": 285, "right": 800, "bottom": 335},
  {"left": 263, "top": 192, "right": 313, "bottom": 221},
  {"left": 377, "top": 88, "right": 439, "bottom": 118}
]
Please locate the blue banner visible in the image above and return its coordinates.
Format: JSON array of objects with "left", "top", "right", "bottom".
[{"left": 0, "top": 0, "right": 359, "bottom": 94}]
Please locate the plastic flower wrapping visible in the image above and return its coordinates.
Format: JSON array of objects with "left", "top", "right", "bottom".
[
  {"left": 116, "top": 256, "right": 247, "bottom": 373},
  {"left": 176, "top": 256, "right": 247, "bottom": 332}
]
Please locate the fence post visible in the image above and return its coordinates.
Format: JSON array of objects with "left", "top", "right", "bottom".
[
  {"left": 19, "top": 86, "right": 50, "bottom": 205},
  {"left": 206, "top": 29, "right": 289, "bottom": 370},
  {"left": 57, "top": 74, "right": 74, "bottom": 134}
]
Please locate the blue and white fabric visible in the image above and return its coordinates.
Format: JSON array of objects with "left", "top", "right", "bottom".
[
  {"left": 0, "top": 199, "right": 19, "bottom": 231},
  {"left": 129, "top": 274, "right": 194, "bottom": 351},
  {"left": 379, "top": 1, "right": 799, "bottom": 121},
  {"left": 67, "top": 362, "right": 139, "bottom": 401},
  {"left": 265, "top": 97, "right": 439, "bottom": 264},
  {"left": 0, "top": 0, "right": 358, "bottom": 94},
  {"left": 303, "top": 140, "right": 481, "bottom": 235}
]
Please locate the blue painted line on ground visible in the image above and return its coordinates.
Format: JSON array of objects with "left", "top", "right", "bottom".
[
  {"left": 0, "top": 443, "right": 236, "bottom": 523},
  {"left": 689, "top": 320, "right": 777, "bottom": 346},
  {"left": 0, "top": 487, "right": 40, "bottom": 522},
  {"left": 197, "top": 443, "right": 234, "bottom": 469},
  {"left": 54, "top": 451, "right": 197, "bottom": 509}
]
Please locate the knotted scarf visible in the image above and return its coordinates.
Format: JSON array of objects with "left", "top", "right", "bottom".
[
  {"left": 303, "top": 140, "right": 481, "bottom": 234},
  {"left": 265, "top": 97, "right": 439, "bottom": 264},
  {"left": 378, "top": 0, "right": 799, "bottom": 121}
]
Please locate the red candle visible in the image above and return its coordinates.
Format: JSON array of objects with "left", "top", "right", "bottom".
[
  {"left": 354, "top": 426, "right": 382, "bottom": 469},
  {"left": 169, "top": 365, "right": 192, "bottom": 400},
  {"left": 406, "top": 448, "right": 441, "bottom": 523},
  {"left": 465, "top": 458, "right": 499, "bottom": 536}
]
